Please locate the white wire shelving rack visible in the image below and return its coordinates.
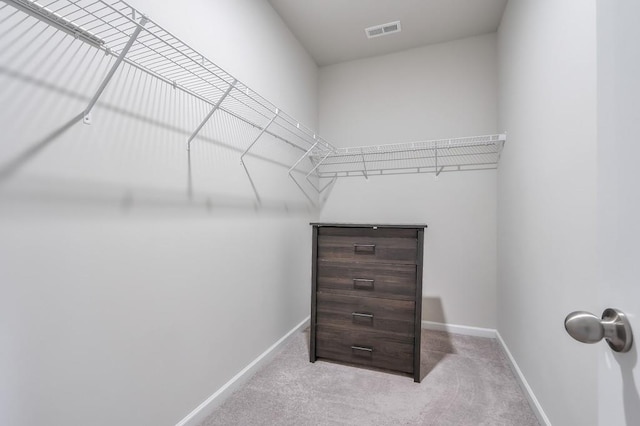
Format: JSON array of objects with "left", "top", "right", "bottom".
[
  {"left": 291, "top": 134, "right": 506, "bottom": 192},
  {"left": 1, "top": 0, "right": 506, "bottom": 200},
  {"left": 0, "top": 0, "right": 335, "bottom": 156}
]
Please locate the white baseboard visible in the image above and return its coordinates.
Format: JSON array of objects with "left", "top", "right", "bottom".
[
  {"left": 421, "top": 320, "right": 497, "bottom": 338},
  {"left": 496, "top": 332, "right": 551, "bottom": 426},
  {"left": 175, "top": 316, "right": 310, "bottom": 426},
  {"left": 422, "top": 321, "right": 550, "bottom": 425},
  {"left": 177, "top": 319, "right": 549, "bottom": 426}
]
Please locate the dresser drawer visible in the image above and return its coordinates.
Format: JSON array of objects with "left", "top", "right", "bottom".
[
  {"left": 317, "top": 261, "right": 416, "bottom": 300},
  {"left": 318, "top": 227, "right": 419, "bottom": 239},
  {"left": 316, "top": 292, "right": 415, "bottom": 335},
  {"left": 316, "top": 325, "right": 414, "bottom": 374},
  {"left": 317, "top": 227, "right": 418, "bottom": 265}
]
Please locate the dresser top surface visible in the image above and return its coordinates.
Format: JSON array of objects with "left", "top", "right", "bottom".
[{"left": 310, "top": 223, "right": 427, "bottom": 229}]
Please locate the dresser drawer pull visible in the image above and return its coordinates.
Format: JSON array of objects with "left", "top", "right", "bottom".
[
  {"left": 353, "top": 278, "right": 375, "bottom": 289},
  {"left": 353, "top": 243, "right": 376, "bottom": 254},
  {"left": 351, "top": 345, "right": 374, "bottom": 353},
  {"left": 352, "top": 312, "right": 374, "bottom": 319}
]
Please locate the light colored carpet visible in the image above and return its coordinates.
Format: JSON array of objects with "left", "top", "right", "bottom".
[{"left": 200, "top": 329, "right": 540, "bottom": 426}]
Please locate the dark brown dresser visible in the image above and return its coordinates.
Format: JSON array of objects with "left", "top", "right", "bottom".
[{"left": 310, "top": 223, "right": 426, "bottom": 382}]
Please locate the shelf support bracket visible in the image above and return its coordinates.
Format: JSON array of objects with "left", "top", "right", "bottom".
[
  {"left": 288, "top": 141, "right": 319, "bottom": 176},
  {"left": 241, "top": 160, "right": 262, "bottom": 206},
  {"left": 434, "top": 144, "right": 439, "bottom": 177},
  {"left": 360, "top": 148, "right": 368, "bottom": 180},
  {"left": 240, "top": 109, "right": 278, "bottom": 164},
  {"left": 304, "top": 149, "right": 333, "bottom": 193},
  {"left": 288, "top": 138, "right": 337, "bottom": 195},
  {"left": 187, "top": 79, "right": 236, "bottom": 150},
  {"left": 304, "top": 148, "right": 330, "bottom": 179},
  {"left": 288, "top": 140, "right": 336, "bottom": 204},
  {"left": 287, "top": 142, "right": 317, "bottom": 201},
  {"left": 82, "top": 16, "right": 148, "bottom": 124}
]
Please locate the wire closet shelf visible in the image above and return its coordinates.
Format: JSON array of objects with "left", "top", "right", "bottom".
[
  {"left": 302, "top": 134, "right": 506, "bottom": 181},
  {"left": 1, "top": 0, "right": 334, "bottom": 155},
  {"left": 1, "top": 0, "right": 506, "bottom": 191}
]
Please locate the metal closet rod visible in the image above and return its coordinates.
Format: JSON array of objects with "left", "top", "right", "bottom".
[{"left": 4, "top": 0, "right": 334, "bottom": 153}]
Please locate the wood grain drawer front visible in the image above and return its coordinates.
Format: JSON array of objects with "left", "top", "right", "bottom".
[
  {"left": 318, "top": 227, "right": 418, "bottom": 239},
  {"left": 317, "top": 228, "right": 418, "bottom": 265},
  {"left": 317, "top": 261, "right": 416, "bottom": 300},
  {"left": 315, "top": 325, "right": 414, "bottom": 374},
  {"left": 316, "top": 292, "right": 415, "bottom": 335}
]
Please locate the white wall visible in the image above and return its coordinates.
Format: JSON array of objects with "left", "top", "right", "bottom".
[
  {"left": 318, "top": 34, "right": 499, "bottom": 329},
  {"left": 318, "top": 34, "right": 498, "bottom": 146},
  {"left": 497, "top": 1, "right": 598, "bottom": 425},
  {"left": 0, "top": 1, "right": 318, "bottom": 425}
]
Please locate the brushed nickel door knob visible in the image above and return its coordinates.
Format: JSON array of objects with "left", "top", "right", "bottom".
[{"left": 564, "top": 308, "right": 633, "bottom": 353}]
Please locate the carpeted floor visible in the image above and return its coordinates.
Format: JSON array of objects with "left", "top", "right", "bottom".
[{"left": 200, "top": 329, "right": 540, "bottom": 426}]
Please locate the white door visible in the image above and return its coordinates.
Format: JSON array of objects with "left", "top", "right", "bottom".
[{"left": 596, "top": 0, "right": 640, "bottom": 424}]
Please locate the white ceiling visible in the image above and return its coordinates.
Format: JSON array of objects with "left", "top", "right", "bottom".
[{"left": 268, "top": 0, "right": 508, "bottom": 67}]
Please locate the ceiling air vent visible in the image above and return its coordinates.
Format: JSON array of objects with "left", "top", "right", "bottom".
[{"left": 365, "top": 21, "right": 401, "bottom": 39}]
